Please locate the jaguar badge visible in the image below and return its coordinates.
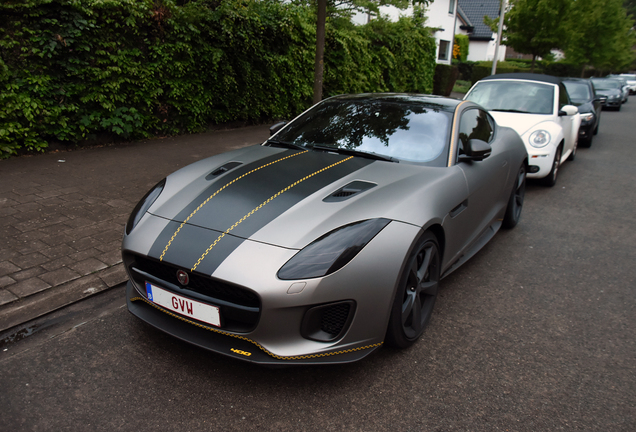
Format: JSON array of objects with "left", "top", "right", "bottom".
[{"left": 176, "top": 270, "right": 189, "bottom": 286}]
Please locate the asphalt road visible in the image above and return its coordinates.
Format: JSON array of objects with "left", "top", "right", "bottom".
[{"left": 1, "top": 102, "right": 635, "bottom": 431}]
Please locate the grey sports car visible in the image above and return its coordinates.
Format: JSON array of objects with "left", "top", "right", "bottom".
[{"left": 123, "top": 94, "right": 528, "bottom": 365}]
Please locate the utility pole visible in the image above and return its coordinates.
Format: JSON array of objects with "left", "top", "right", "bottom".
[{"left": 491, "top": 0, "right": 507, "bottom": 75}]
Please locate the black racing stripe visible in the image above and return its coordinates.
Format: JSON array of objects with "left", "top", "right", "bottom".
[
  {"left": 148, "top": 151, "right": 374, "bottom": 275},
  {"left": 148, "top": 149, "right": 307, "bottom": 266},
  {"left": 148, "top": 221, "right": 244, "bottom": 275}
]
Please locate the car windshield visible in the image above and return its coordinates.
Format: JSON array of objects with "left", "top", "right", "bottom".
[
  {"left": 592, "top": 79, "right": 621, "bottom": 90},
  {"left": 563, "top": 81, "right": 591, "bottom": 103},
  {"left": 620, "top": 74, "right": 636, "bottom": 80},
  {"left": 272, "top": 98, "right": 453, "bottom": 165},
  {"left": 466, "top": 80, "right": 555, "bottom": 115}
]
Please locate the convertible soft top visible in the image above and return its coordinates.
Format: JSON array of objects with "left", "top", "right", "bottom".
[{"left": 480, "top": 73, "right": 563, "bottom": 85}]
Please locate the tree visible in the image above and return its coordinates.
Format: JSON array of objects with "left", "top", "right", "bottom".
[
  {"left": 564, "top": 0, "right": 636, "bottom": 74},
  {"left": 308, "top": 0, "right": 423, "bottom": 104},
  {"left": 486, "top": 0, "right": 570, "bottom": 73},
  {"left": 624, "top": 0, "right": 636, "bottom": 23}
]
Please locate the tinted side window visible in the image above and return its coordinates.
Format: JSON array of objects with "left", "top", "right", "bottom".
[{"left": 458, "top": 109, "right": 494, "bottom": 155}]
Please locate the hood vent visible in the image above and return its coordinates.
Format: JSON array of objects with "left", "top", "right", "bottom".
[
  {"left": 323, "top": 181, "right": 376, "bottom": 202},
  {"left": 206, "top": 161, "right": 242, "bottom": 180}
]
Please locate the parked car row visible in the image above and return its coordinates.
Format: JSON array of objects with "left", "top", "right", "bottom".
[
  {"left": 464, "top": 72, "right": 631, "bottom": 185},
  {"left": 464, "top": 73, "right": 581, "bottom": 187}
]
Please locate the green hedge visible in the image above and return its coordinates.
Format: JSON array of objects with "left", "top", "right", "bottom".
[
  {"left": 470, "top": 62, "right": 534, "bottom": 84},
  {"left": 0, "top": 0, "right": 436, "bottom": 158},
  {"left": 433, "top": 64, "right": 459, "bottom": 96}
]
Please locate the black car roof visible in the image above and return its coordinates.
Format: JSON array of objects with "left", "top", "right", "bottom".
[{"left": 479, "top": 73, "right": 563, "bottom": 85}]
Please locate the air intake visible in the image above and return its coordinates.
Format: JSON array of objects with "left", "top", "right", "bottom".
[
  {"left": 206, "top": 161, "right": 242, "bottom": 179},
  {"left": 323, "top": 181, "right": 376, "bottom": 202}
]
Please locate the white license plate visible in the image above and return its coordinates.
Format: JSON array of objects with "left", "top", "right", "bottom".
[{"left": 145, "top": 282, "right": 221, "bottom": 327}]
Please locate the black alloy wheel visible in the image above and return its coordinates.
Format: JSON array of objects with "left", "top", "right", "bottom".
[
  {"left": 503, "top": 164, "right": 526, "bottom": 229},
  {"left": 386, "top": 232, "right": 440, "bottom": 348}
]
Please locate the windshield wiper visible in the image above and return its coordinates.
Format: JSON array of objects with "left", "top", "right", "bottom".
[
  {"left": 265, "top": 140, "right": 305, "bottom": 150},
  {"left": 491, "top": 109, "right": 533, "bottom": 114},
  {"left": 311, "top": 145, "right": 398, "bottom": 162}
]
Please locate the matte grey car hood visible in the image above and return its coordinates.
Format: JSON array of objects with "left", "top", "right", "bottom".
[{"left": 148, "top": 145, "right": 463, "bottom": 251}]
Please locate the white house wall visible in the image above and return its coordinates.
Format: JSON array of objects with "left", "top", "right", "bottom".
[
  {"left": 426, "top": 0, "right": 457, "bottom": 65},
  {"left": 467, "top": 38, "right": 506, "bottom": 62},
  {"left": 352, "top": 1, "right": 458, "bottom": 65}
]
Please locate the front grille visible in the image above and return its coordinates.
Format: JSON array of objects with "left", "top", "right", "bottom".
[
  {"left": 130, "top": 254, "right": 258, "bottom": 307},
  {"left": 321, "top": 303, "right": 351, "bottom": 336},
  {"left": 124, "top": 252, "right": 260, "bottom": 332}
]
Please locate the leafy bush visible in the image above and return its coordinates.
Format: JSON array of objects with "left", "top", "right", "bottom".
[
  {"left": 0, "top": 0, "right": 436, "bottom": 158},
  {"left": 453, "top": 34, "right": 469, "bottom": 62}
]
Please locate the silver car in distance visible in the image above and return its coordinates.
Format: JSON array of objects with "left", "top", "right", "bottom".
[{"left": 123, "top": 94, "right": 528, "bottom": 365}]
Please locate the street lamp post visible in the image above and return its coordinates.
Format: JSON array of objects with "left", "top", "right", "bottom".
[{"left": 491, "top": 0, "right": 507, "bottom": 75}]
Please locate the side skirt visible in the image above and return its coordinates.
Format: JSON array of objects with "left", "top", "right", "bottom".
[{"left": 440, "top": 220, "right": 502, "bottom": 279}]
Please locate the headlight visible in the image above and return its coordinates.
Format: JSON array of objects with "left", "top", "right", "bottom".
[
  {"left": 580, "top": 113, "right": 594, "bottom": 123},
  {"left": 126, "top": 179, "right": 166, "bottom": 235},
  {"left": 277, "top": 218, "right": 391, "bottom": 280},
  {"left": 529, "top": 130, "right": 551, "bottom": 148}
]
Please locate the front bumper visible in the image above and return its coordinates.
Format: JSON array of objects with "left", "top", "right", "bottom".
[
  {"left": 123, "top": 220, "right": 420, "bottom": 365},
  {"left": 578, "top": 121, "right": 595, "bottom": 140},
  {"left": 127, "top": 282, "right": 381, "bottom": 365},
  {"left": 526, "top": 148, "right": 557, "bottom": 179},
  {"left": 603, "top": 99, "right": 622, "bottom": 109}
]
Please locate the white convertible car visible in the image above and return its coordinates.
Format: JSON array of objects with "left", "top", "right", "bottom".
[{"left": 465, "top": 73, "right": 581, "bottom": 187}]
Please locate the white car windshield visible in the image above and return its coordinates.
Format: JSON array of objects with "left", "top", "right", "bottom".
[{"left": 466, "top": 81, "right": 555, "bottom": 115}]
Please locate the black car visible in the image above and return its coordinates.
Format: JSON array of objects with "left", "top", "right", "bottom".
[
  {"left": 563, "top": 78, "right": 604, "bottom": 147},
  {"left": 591, "top": 78, "right": 624, "bottom": 111}
]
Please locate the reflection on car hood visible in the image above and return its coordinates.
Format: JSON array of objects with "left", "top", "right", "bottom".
[{"left": 488, "top": 112, "right": 553, "bottom": 137}]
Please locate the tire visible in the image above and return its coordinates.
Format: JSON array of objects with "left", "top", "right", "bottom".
[
  {"left": 593, "top": 122, "right": 599, "bottom": 136},
  {"left": 502, "top": 164, "right": 526, "bottom": 229},
  {"left": 568, "top": 139, "right": 577, "bottom": 161},
  {"left": 580, "top": 134, "right": 593, "bottom": 148},
  {"left": 385, "top": 232, "right": 440, "bottom": 349},
  {"left": 540, "top": 145, "right": 562, "bottom": 187}
]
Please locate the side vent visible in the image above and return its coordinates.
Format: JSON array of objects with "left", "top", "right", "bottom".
[
  {"left": 323, "top": 181, "right": 376, "bottom": 202},
  {"left": 205, "top": 162, "right": 242, "bottom": 180}
]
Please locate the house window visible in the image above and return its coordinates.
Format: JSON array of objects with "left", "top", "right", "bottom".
[
  {"left": 449, "top": 0, "right": 455, "bottom": 14},
  {"left": 438, "top": 40, "right": 450, "bottom": 61}
]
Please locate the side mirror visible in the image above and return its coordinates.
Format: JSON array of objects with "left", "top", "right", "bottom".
[
  {"left": 558, "top": 105, "right": 579, "bottom": 116},
  {"left": 269, "top": 121, "right": 288, "bottom": 136},
  {"left": 459, "top": 139, "right": 492, "bottom": 162}
]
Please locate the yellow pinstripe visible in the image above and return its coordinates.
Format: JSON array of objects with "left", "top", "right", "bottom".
[
  {"left": 159, "top": 150, "right": 309, "bottom": 262},
  {"left": 190, "top": 155, "right": 355, "bottom": 272},
  {"left": 131, "top": 296, "right": 382, "bottom": 360}
]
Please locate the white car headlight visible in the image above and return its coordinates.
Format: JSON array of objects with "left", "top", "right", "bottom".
[{"left": 529, "top": 130, "right": 551, "bottom": 148}]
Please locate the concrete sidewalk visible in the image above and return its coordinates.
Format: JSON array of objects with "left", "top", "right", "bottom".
[{"left": 0, "top": 125, "right": 270, "bottom": 332}]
